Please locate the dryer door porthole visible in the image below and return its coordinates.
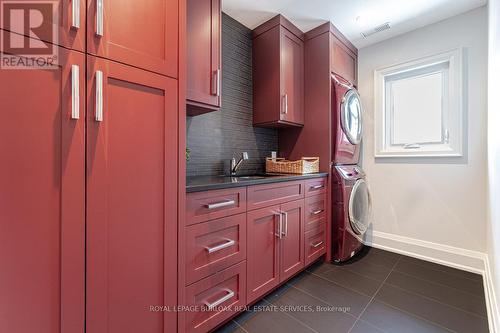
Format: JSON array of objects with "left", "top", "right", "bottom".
[
  {"left": 341, "top": 89, "right": 363, "bottom": 145},
  {"left": 348, "top": 179, "right": 371, "bottom": 235}
]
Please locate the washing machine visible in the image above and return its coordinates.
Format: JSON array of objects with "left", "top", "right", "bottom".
[
  {"left": 332, "top": 165, "right": 371, "bottom": 262},
  {"left": 331, "top": 74, "right": 363, "bottom": 165}
]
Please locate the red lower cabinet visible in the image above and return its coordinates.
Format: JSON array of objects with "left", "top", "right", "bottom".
[
  {"left": 305, "top": 224, "right": 327, "bottom": 265},
  {"left": 247, "top": 205, "right": 281, "bottom": 303},
  {"left": 181, "top": 261, "right": 247, "bottom": 333},
  {"left": 247, "top": 199, "right": 305, "bottom": 303},
  {"left": 279, "top": 200, "right": 305, "bottom": 281},
  {"left": 86, "top": 56, "right": 178, "bottom": 333},
  {"left": 0, "top": 45, "right": 85, "bottom": 333},
  {"left": 185, "top": 213, "right": 247, "bottom": 285}
]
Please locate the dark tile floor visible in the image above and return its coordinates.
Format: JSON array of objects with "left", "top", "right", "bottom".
[{"left": 215, "top": 247, "right": 489, "bottom": 333}]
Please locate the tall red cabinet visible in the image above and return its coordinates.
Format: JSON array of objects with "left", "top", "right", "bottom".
[
  {"left": 0, "top": 1, "right": 182, "bottom": 332},
  {"left": 0, "top": 43, "right": 86, "bottom": 333}
]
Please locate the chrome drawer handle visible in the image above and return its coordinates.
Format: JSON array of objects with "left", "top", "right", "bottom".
[
  {"left": 311, "top": 241, "right": 324, "bottom": 248},
  {"left": 311, "top": 209, "right": 324, "bottom": 215},
  {"left": 205, "top": 289, "right": 235, "bottom": 311},
  {"left": 310, "top": 185, "right": 324, "bottom": 190},
  {"left": 205, "top": 239, "right": 235, "bottom": 254},
  {"left": 274, "top": 212, "right": 283, "bottom": 239},
  {"left": 96, "top": 0, "right": 104, "bottom": 36},
  {"left": 72, "top": 0, "right": 80, "bottom": 29},
  {"left": 95, "top": 70, "right": 103, "bottom": 122},
  {"left": 205, "top": 199, "right": 235, "bottom": 210},
  {"left": 71, "top": 64, "right": 80, "bottom": 119}
]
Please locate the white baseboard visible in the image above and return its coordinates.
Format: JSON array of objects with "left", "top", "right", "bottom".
[
  {"left": 365, "top": 230, "right": 486, "bottom": 273},
  {"left": 364, "top": 230, "right": 499, "bottom": 332},
  {"left": 484, "top": 256, "right": 500, "bottom": 333}
]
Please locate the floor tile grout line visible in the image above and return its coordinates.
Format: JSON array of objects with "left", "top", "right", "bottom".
[
  {"left": 260, "top": 298, "right": 320, "bottom": 333},
  {"left": 355, "top": 319, "right": 389, "bottom": 333},
  {"left": 347, "top": 256, "right": 402, "bottom": 333},
  {"left": 310, "top": 261, "right": 392, "bottom": 285},
  {"left": 285, "top": 283, "right": 360, "bottom": 321},
  {"left": 399, "top": 256, "right": 483, "bottom": 283},
  {"left": 384, "top": 281, "right": 489, "bottom": 320},
  {"left": 305, "top": 270, "right": 374, "bottom": 298},
  {"left": 307, "top": 270, "right": 379, "bottom": 298},
  {"left": 392, "top": 267, "right": 486, "bottom": 299},
  {"left": 231, "top": 319, "right": 250, "bottom": 333},
  {"left": 374, "top": 298, "right": 459, "bottom": 333}
]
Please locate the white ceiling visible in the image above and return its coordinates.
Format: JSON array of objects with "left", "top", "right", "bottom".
[{"left": 222, "top": 0, "right": 487, "bottom": 48}]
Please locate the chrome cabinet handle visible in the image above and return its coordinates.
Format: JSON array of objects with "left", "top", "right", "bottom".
[
  {"left": 311, "top": 209, "right": 324, "bottom": 215},
  {"left": 282, "top": 212, "right": 288, "bottom": 237},
  {"left": 275, "top": 212, "right": 283, "bottom": 239},
  {"left": 204, "top": 289, "right": 235, "bottom": 311},
  {"left": 95, "top": 70, "right": 103, "bottom": 122},
  {"left": 96, "top": 0, "right": 104, "bottom": 36},
  {"left": 205, "top": 239, "right": 235, "bottom": 254},
  {"left": 71, "top": 65, "right": 79, "bottom": 119},
  {"left": 71, "top": 0, "right": 80, "bottom": 29},
  {"left": 311, "top": 241, "right": 324, "bottom": 248},
  {"left": 205, "top": 199, "right": 235, "bottom": 210},
  {"left": 282, "top": 94, "right": 288, "bottom": 114},
  {"left": 310, "top": 185, "right": 324, "bottom": 190},
  {"left": 212, "top": 69, "right": 221, "bottom": 96}
]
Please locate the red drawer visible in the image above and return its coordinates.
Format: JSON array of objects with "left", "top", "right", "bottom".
[
  {"left": 305, "top": 177, "right": 327, "bottom": 197},
  {"left": 247, "top": 180, "right": 304, "bottom": 211},
  {"left": 182, "top": 261, "right": 246, "bottom": 333},
  {"left": 305, "top": 224, "right": 326, "bottom": 265},
  {"left": 305, "top": 194, "right": 327, "bottom": 231},
  {"left": 185, "top": 214, "right": 246, "bottom": 285},
  {"left": 186, "top": 187, "right": 246, "bottom": 225}
]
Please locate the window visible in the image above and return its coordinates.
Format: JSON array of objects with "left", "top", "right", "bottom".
[{"left": 374, "top": 49, "right": 464, "bottom": 157}]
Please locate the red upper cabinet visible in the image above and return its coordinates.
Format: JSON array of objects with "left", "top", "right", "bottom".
[
  {"left": 186, "top": 0, "right": 221, "bottom": 115},
  {"left": 86, "top": 0, "right": 179, "bottom": 78},
  {"left": 0, "top": 41, "right": 85, "bottom": 333},
  {"left": 86, "top": 56, "right": 178, "bottom": 333},
  {"left": 0, "top": 0, "right": 86, "bottom": 51},
  {"left": 253, "top": 15, "right": 304, "bottom": 127}
]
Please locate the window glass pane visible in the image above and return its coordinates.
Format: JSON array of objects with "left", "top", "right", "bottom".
[{"left": 391, "top": 72, "right": 443, "bottom": 145}]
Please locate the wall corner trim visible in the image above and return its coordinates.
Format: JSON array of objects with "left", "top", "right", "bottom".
[{"left": 364, "top": 230, "right": 498, "bottom": 332}]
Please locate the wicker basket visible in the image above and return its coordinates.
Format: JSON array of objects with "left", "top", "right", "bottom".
[{"left": 266, "top": 157, "right": 320, "bottom": 174}]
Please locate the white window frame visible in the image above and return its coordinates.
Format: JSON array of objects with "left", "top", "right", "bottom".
[{"left": 374, "top": 48, "right": 465, "bottom": 158}]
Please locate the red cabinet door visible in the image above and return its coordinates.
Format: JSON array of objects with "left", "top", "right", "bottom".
[
  {"left": 247, "top": 205, "right": 281, "bottom": 303},
  {"left": 0, "top": 0, "right": 85, "bottom": 51},
  {"left": 87, "top": 0, "right": 178, "bottom": 77},
  {"left": 279, "top": 199, "right": 305, "bottom": 282},
  {"left": 86, "top": 55, "right": 178, "bottom": 333},
  {"left": 186, "top": 0, "right": 221, "bottom": 113},
  {"left": 280, "top": 28, "right": 304, "bottom": 125},
  {"left": 0, "top": 42, "right": 85, "bottom": 333}
]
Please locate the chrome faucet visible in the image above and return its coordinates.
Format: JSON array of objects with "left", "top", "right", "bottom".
[{"left": 230, "top": 152, "right": 249, "bottom": 176}]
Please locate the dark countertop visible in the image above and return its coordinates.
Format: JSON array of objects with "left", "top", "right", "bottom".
[{"left": 186, "top": 172, "right": 329, "bottom": 193}]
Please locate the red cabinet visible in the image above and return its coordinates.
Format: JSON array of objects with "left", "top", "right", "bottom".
[
  {"left": 0, "top": 0, "right": 86, "bottom": 52},
  {"left": 0, "top": 44, "right": 85, "bottom": 333},
  {"left": 253, "top": 15, "right": 304, "bottom": 127},
  {"left": 87, "top": 0, "right": 179, "bottom": 77},
  {"left": 86, "top": 56, "right": 178, "bottom": 333},
  {"left": 247, "top": 199, "right": 305, "bottom": 303},
  {"left": 186, "top": 0, "right": 221, "bottom": 115},
  {"left": 279, "top": 200, "right": 305, "bottom": 281},
  {"left": 246, "top": 205, "right": 281, "bottom": 303}
]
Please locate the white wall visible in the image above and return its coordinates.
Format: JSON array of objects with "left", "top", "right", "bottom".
[
  {"left": 487, "top": 0, "right": 500, "bottom": 330},
  {"left": 358, "top": 7, "right": 488, "bottom": 267}
]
